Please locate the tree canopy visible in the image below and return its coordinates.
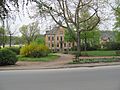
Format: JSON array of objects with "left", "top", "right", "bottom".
[{"left": 19, "top": 21, "right": 40, "bottom": 44}]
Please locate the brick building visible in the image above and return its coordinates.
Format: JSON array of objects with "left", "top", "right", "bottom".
[{"left": 45, "top": 26, "right": 73, "bottom": 52}]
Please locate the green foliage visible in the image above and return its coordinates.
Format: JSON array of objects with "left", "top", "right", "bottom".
[
  {"left": 35, "top": 36, "right": 45, "bottom": 45},
  {"left": 114, "top": 30, "right": 120, "bottom": 42},
  {"left": 5, "top": 47, "right": 20, "bottom": 55},
  {"left": 114, "top": 7, "right": 120, "bottom": 30},
  {"left": 81, "top": 29, "right": 100, "bottom": 46},
  {"left": 20, "top": 42, "right": 49, "bottom": 57},
  {"left": 116, "top": 51, "right": 120, "bottom": 55},
  {"left": 71, "top": 58, "right": 120, "bottom": 64},
  {"left": 0, "top": 49, "right": 18, "bottom": 66},
  {"left": 81, "top": 50, "right": 118, "bottom": 56},
  {"left": 0, "top": 27, "right": 7, "bottom": 47},
  {"left": 81, "top": 43, "right": 100, "bottom": 51},
  {"left": 104, "top": 42, "right": 120, "bottom": 50},
  {"left": 64, "top": 29, "right": 75, "bottom": 42},
  {"left": 19, "top": 22, "right": 40, "bottom": 44}
]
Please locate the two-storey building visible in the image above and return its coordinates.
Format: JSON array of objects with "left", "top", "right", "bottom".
[{"left": 45, "top": 26, "right": 73, "bottom": 52}]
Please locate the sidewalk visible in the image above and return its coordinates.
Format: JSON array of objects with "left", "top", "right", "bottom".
[{"left": 0, "top": 54, "right": 120, "bottom": 71}]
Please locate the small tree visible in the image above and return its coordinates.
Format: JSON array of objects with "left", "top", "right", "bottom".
[
  {"left": 0, "top": 26, "right": 7, "bottom": 48},
  {"left": 0, "top": 27, "right": 4, "bottom": 48},
  {"left": 35, "top": 35, "right": 45, "bottom": 45},
  {"left": 114, "top": 30, "right": 120, "bottom": 43},
  {"left": 19, "top": 21, "right": 40, "bottom": 45}
]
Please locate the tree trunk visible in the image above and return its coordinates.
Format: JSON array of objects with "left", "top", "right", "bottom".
[
  {"left": 2, "top": 36, "right": 5, "bottom": 48},
  {"left": 9, "top": 34, "right": 12, "bottom": 47},
  {"left": 2, "top": 20, "right": 5, "bottom": 48},
  {"left": 84, "top": 33, "right": 87, "bottom": 51},
  {"left": 77, "top": 31, "right": 81, "bottom": 56}
]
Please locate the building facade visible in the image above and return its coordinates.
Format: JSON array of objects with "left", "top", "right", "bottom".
[{"left": 45, "top": 26, "right": 74, "bottom": 52}]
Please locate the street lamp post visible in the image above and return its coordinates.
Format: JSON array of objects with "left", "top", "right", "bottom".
[{"left": 2, "top": 15, "right": 6, "bottom": 48}]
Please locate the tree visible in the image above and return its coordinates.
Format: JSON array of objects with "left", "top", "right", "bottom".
[
  {"left": 114, "top": 30, "right": 120, "bottom": 42},
  {"left": 81, "top": 28, "right": 100, "bottom": 51},
  {"left": 0, "top": 26, "right": 7, "bottom": 48},
  {"left": 114, "top": 7, "right": 120, "bottom": 30},
  {"left": 64, "top": 28, "right": 75, "bottom": 43},
  {"left": 35, "top": 35, "right": 45, "bottom": 45},
  {"left": 19, "top": 21, "right": 40, "bottom": 44},
  {"left": 0, "top": 0, "right": 32, "bottom": 20},
  {"left": 0, "top": 27, "right": 4, "bottom": 48},
  {"left": 35, "top": 0, "right": 100, "bottom": 55},
  {"left": 64, "top": 28, "right": 76, "bottom": 51},
  {"left": 112, "top": 3, "right": 120, "bottom": 42}
]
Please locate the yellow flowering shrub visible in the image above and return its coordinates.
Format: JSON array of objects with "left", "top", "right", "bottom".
[{"left": 20, "top": 42, "right": 49, "bottom": 57}]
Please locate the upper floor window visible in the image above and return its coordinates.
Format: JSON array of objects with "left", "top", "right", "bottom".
[
  {"left": 64, "top": 43, "right": 66, "bottom": 47},
  {"left": 60, "top": 36, "right": 63, "bottom": 41},
  {"left": 48, "top": 36, "right": 50, "bottom": 41},
  {"left": 52, "top": 36, "right": 54, "bottom": 41},
  {"left": 57, "top": 36, "right": 59, "bottom": 40},
  {"left": 60, "top": 31, "right": 63, "bottom": 35}
]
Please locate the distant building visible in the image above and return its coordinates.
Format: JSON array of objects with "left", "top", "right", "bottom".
[
  {"left": 45, "top": 26, "right": 74, "bottom": 52},
  {"left": 100, "top": 31, "right": 116, "bottom": 48},
  {"left": 45, "top": 28, "right": 117, "bottom": 51}
]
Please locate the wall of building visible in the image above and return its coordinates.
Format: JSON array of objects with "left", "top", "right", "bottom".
[{"left": 45, "top": 27, "right": 74, "bottom": 52}]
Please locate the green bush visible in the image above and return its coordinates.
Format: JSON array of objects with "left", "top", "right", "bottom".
[
  {"left": 81, "top": 43, "right": 100, "bottom": 51},
  {"left": 105, "top": 42, "right": 120, "bottom": 50},
  {"left": 5, "top": 47, "right": 20, "bottom": 55},
  {"left": 116, "top": 51, "right": 120, "bottom": 55},
  {"left": 20, "top": 42, "right": 49, "bottom": 57},
  {"left": 0, "top": 49, "right": 18, "bottom": 66}
]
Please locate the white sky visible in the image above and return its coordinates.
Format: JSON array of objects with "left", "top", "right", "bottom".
[{"left": 0, "top": 0, "right": 117, "bottom": 36}]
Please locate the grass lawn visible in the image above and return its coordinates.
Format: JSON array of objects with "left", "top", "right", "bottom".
[
  {"left": 81, "top": 50, "right": 119, "bottom": 56},
  {"left": 18, "top": 54, "right": 60, "bottom": 62}
]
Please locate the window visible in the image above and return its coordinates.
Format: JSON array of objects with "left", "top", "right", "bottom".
[
  {"left": 69, "top": 43, "right": 71, "bottom": 47},
  {"left": 60, "top": 31, "right": 63, "bottom": 35},
  {"left": 57, "top": 43, "right": 59, "bottom": 47},
  {"left": 60, "top": 36, "right": 63, "bottom": 41},
  {"left": 52, "top": 36, "right": 54, "bottom": 41},
  {"left": 64, "top": 43, "right": 66, "bottom": 47},
  {"left": 57, "top": 36, "right": 59, "bottom": 40},
  {"left": 49, "top": 43, "right": 50, "bottom": 47},
  {"left": 48, "top": 36, "right": 50, "bottom": 41},
  {"left": 64, "top": 49, "right": 67, "bottom": 51},
  {"left": 52, "top": 43, "right": 54, "bottom": 47}
]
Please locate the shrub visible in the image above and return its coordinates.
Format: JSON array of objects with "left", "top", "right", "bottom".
[
  {"left": 116, "top": 51, "right": 120, "bottom": 55},
  {"left": 105, "top": 42, "right": 120, "bottom": 50},
  {"left": 81, "top": 43, "right": 100, "bottom": 51},
  {"left": 0, "top": 49, "right": 18, "bottom": 66},
  {"left": 20, "top": 42, "right": 49, "bottom": 57},
  {"left": 5, "top": 47, "right": 20, "bottom": 55}
]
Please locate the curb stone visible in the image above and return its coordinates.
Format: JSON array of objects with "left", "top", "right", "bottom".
[{"left": 1, "top": 62, "right": 120, "bottom": 71}]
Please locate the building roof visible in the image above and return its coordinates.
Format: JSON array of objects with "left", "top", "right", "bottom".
[{"left": 45, "top": 26, "right": 60, "bottom": 35}]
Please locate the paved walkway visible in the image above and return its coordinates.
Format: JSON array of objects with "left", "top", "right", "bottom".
[{"left": 0, "top": 54, "right": 120, "bottom": 70}]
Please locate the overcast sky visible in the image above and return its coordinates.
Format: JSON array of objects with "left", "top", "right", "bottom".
[{"left": 0, "top": 0, "right": 116, "bottom": 36}]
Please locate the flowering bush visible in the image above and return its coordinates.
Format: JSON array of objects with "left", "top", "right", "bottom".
[{"left": 20, "top": 42, "right": 49, "bottom": 57}]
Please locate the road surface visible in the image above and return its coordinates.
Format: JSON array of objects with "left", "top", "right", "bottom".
[{"left": 0, "top": 66, "right": 120, "bottom": 90}]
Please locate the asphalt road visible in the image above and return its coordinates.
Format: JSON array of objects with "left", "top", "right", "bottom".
[{"left": 0, "top": 66, "right": 120, "bottom": 90}]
